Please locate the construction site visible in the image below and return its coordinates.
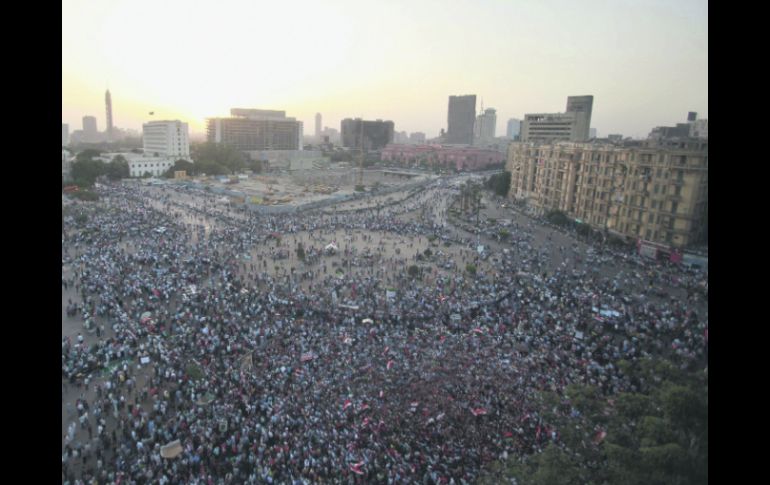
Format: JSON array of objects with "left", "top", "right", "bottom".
[{"left": 182, "top": 167, "right": 433, "bottom": 211}]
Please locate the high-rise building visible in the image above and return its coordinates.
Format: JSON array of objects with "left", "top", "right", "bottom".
[
  {"left": 409, "top": 132, "right": 426, "bottom": 144},
  {"left": 83, "top": 116, "right": 97, "bottom": 134},
  {"left": 105, "top": 90, "right": 114, "bottom": 141},
  {"left": 446, "top": 95, "right": 476, "bottom": 145},
  {"left": 506, "top": 119, "right": 521, "bottom": 139},
  {"left": 474, "top": 108, "right": 497, "bottom": 144},
  {"left": 506, "top": 138, "right": 708, "bottom": 249},
  {"left": 62, "top": 124, "right": 69, "bottom": 146},
  {"left": 340, "top": 118, "right": 395, "bottom": 150},
  {"left": 143, "top": 120, "right": 191, "bottom": 159},
  {"left": 207, "top": 109, "right": 303, "bottom": 151},
  {"left": 565, "top": 95, "right": 593, "bottom": 141},
  {"left": 590, "top": 128, "right": 597, "bottom": 139},
  {"left": 394, "top": 131, "right": 409, "bottom": 144},
  {"left": 315, "top": 113, "right": 322, "bottom": 139},
  {"left": 520, "top": 95, "right": 594, "bottom": 142}
]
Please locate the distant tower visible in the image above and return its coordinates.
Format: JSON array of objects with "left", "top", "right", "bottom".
[
  {"left": 315, "top": 113, "right": 322, "bottom": 139},
  {"left": 83, "top": 116, "right": 97, "bottom": 134},
  {"left": 105, "top": 90, "right": 114, "bottom": 141},
  {"left": 447, "top": 95, "right": 476, "bottom": 145}
]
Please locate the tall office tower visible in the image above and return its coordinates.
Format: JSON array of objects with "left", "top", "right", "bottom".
[
  {"left": 565, "top": 95, "right": 594, "bottom": 141},
  {"left": 687, "top": 112, "right": 698, "bottom": 122},
  {"left": 506, "top": 118, "right": 521, "bottom": 139},
  {"left": 474, "top": 108, "right": 497, "bottom": 144},
  {"left": 105, "top": 90, "right": 114, "bottom": 141},
  {"left": 83, "top": 116, "right": 97, "bottom": 134},
  {"left": 315, "top": 113, "right": 322, "bottom": 139},
  {"left": 340, "top": 118, "right": 395, "bottom": 150},
  {"left": 521, "top": 95, "right": 594, "bottom": 142},
  {"left": 590, "top": 128, "right": 597, "bottom": 139},
  {"left": 446, "top": 95, "right": 476, "bottom": 145},
  {"left": 143, "top": 120, "right": 191, "bottom": 159},
  {"left": 62, "top": 124, "right": 69, "bottom": 146},
  {"left": 207, "top": 109, "right": 303, "bottom": 150}
]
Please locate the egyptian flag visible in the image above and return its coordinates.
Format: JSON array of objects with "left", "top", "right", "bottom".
[
  {"left": 343, "top": 399, "right": 352, "bottom": 410},
  {"left": 349, "top": 461, "right": 365, "bottom": 475},
  {"left": 594, "top": 430, "right": 607, "bottom": 445},
  {"left": 470, "top": 407, "right": 487, "bottom": 416}
]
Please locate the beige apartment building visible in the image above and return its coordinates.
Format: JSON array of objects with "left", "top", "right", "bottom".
[{"left": 506, "top": 139, "right": 708, "bottom": 249}]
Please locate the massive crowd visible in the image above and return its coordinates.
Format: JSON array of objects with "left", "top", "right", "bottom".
[{"left": 62, "top": 178, "right": 707, "bottom": 485}]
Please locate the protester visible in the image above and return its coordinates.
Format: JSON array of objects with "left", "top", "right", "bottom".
[{"left": 61, "top": 178, "right": 707, "bottom": 485}]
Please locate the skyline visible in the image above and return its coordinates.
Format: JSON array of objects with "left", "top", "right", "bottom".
[{"left": 62, "top": 0, "right": 707, "bottom": 139}]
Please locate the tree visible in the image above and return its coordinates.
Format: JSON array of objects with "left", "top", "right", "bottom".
[
  {"left": 192, "top": 142, "right": 246, "bottom": 174},
  {"left": 164, "top": 159, "right": 196, "bottom": 178},
  {"left": 481, "top": 357, "right": 707, "bottom": 485},
  {"left": 546, "top": 210, "right": 571, "bottom": 227},
  {"left": 407, "top": 265, "right": 420, "bottom": 279},
  {"left": 485, "top": 171, "right": 512, "bottom": 197},
  {"left": 296, "top": 242, "right": 306, "bottom": 261},
  {"left": 196, "top": 159, "right": 228, "bottom": 176},
  {"left": 71, "top": 159, "right": 106, "bottom": 186},
  {"left": 465, "top": 264, "right": 477, "bottom": 275},
  {"left": 106, "top": 155, "right": 130, "bottom": 180},
  {"left": 76, "top": 149, "right": 102, "bottom": 163}
]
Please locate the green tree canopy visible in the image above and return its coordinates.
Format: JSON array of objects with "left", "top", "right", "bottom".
[
  {"left": 71, "top": 159, "right": 106, "bottom": 186},
  {"left": 164, "top": 159, "right": 196, "bottom": 178},
  {"left": 480, "top": 357, "right": 707, "bottom": 485},
  {"left": 192, "top": 142, "right": 246, "bottom": 174},
  {"left": 485, "top": 171, "right": 512, "bottom": 197},
  {"left": 76, "top": 149, "right": 102, "bottom": 162},
  {"left": 106, "top": 156, "right": 130, "bottom": 180}
]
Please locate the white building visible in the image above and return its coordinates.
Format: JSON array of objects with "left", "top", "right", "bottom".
[
  {"left": 474, "top": 108, "right": 497, "bottom": 145},
  {"left": 521, "top": 95, "right": 594, "bottom": 142},
  {"left": 690, "top": 119, "right": 708, "bottom": 139},
  {"left": 98, "top": 152, "right": 174, "bottom": 177},
  {"left": 62, "top": 124, "right": 69, "bottom": 146},
  {"left": 142, "top": 120, "right": 191, "bottom": 160},
  {"left": 127, "top": 157, "right": 173, "bottom": 177}
]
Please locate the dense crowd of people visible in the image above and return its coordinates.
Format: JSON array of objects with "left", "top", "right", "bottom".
[{"left": 62, "top": 178, "right": 707, "bottom": 485}]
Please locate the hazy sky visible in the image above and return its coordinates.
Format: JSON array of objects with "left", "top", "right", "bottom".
[{"left": 63, "top": 0, "right": 707, "bottom": 139}]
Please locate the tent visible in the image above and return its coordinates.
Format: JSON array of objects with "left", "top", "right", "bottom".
[
  {"left": 160, "top": 440, "right": 183, "bottom": 459},
  {"left": 325, "top": 242, "right": 338, "bottom": 254}
]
